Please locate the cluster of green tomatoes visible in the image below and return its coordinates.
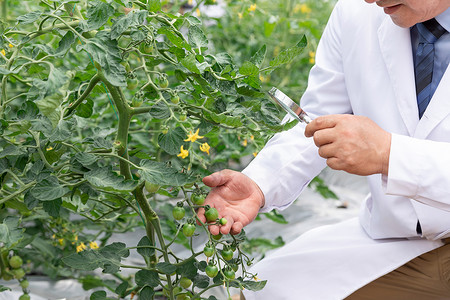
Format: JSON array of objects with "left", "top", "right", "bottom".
[{"left": 1, "top": 254, "right": 30, "bottom": 300}]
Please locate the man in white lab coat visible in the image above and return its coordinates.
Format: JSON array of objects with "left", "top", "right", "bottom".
[{"left": 198, "top": 0, "right": 450, "bottom": 299}]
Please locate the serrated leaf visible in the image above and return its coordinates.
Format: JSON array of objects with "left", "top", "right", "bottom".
[
  {"left": 84, "top": 168, "right": 138, "bottom": 192},
  {"left": 86, "top": 1, "right": 115, "bottom": 30},
  {"left": 193, "top": 274, "right": 210, "bottom": 289},
  {"left": 139, "top": 160, "right": 194, "bottom": 186},
  {"left": 31, "top": 176, "right": 69, "bottom": 201},
  {"left": 158, "top": 127, "right": 185, "bottom": 155},
  {"left": 74, "top": 153, "right": 98, "bottom": 167},
  {"left": 90, "top": 291, "right": 107, "bottom": 300},
  {"left": 137, "top": 236, "right": 154, "bottom": 259},
  {"left": 0, "top": 217, "right": 24, "bottom": 249},
  {"left": 157, "top": 27, "right": 186, "bottom": 48},
  {"left": 17, "top": 11, "right": 42, "bottom": 24},
  {"left": 139, "top": 286, "right": 155, "bottom": 300},
  {"left": 239, "top": 61, "right": 259, "bottom": 76},
  {"left": 135, "top": 270, "right": 160, "bottom": 287},
  {"left": 149, "top": 101, "right": 170, "bottom": 119},
  {"left": 186, "top": 16, "right": 201, "bottom": 26},
  {"left": 250, "top": 44, "right": 266, "bottom": 68},
  {"left": 269, "top": 36, "right": 307, "bottom": 68},
  {"left": 110, "top": 10, "right": 148, "bottom": 40},
  {"left": 75, "top": 98, "right": 94, "bottom": 118},
  {"left": 43, "top": 198, "right": 62, "bottom": 217},
  {"left": 0, "top": 144, "right": 27, "bottom": 158},
  {"left": 181, "top": 54, "right": 201, "bottom": 74},
  {"left": 156, "top": 262, "right": 177, "bottom": 275},
  {"left": 188, "top": 26, "right": 208, "bottom": 49}
]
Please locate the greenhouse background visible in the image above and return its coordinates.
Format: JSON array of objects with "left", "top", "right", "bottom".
[{"left": 0, "top": 0, "right": 371, "bottom": 299}]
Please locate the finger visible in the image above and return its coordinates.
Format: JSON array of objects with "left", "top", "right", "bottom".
[
  {"left": 312, "top": 127, "right": 335, "bottom": 147},
  {"left": 326, "top": 157, "right": 344, "bottom": 171},
  {"left": 208, "top": 224, "right": 221, "bottom": 235},
  {"left": 219, "top": 215, "right": 234, "bottom": 235},
  {"left": 317, "top": 143, "right": 337, "bottom": 159},
  {"left": 230, "top": 222, "right": 243, "bottom": 235},
  {"left": 202, "top": 169, "right": 234, "bottom": 187},
  {"left": 304, "top": 115, "right": 337, "bottom": 137},
  {"left": 196, "top": 207, "right": 206, "bottom": 224}
]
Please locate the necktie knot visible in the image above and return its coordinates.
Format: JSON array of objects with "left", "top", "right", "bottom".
[{"left": 417, "top": 18, "right": 447, "bottom": 44}]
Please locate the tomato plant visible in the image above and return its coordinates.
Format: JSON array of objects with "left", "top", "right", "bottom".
[{"left": 0, "top": 0, "right": 320, "bottom": 299}]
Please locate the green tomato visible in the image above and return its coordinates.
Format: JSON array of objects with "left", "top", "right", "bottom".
[
  {"left": 131, "top": 96, "right": 143, "bottom": 107},
  {"left": 140, "top": 43, "right": 153, "bottom": 54},
  {"left": 176, "top": 294, "right": 191, "bottom": 300},
  {"left": 182, "top": 223, "right": 195, "bottom": 237},
  {"left": 203, "top": 245, "right": 214, "bottom": 257},
  {"left": 172, "top": 206, "right": 186, "bottom": 221},
  {"left": 12, "top": 268, "right": 25, "bottom": 280},
  {"left": 171, "top": 95, "right": 180, "bottom": 104},
  {"left": 9, "top": 256, "right": 23, "bottom": 269},
  {"left": 231, "top": 264, "right": 239, "bottom": 272},
  {"left": 160, "top": 77, "right": 169, "bottom": 89},
  {"left": 179, "top": 113, "right": 187, "bottom": 122},
  {"left": 191, "top": 194, "right": 206, "bottom": 206},
  {"left": 120, "top": 61, "right": 131, "bottom": 72},
  {"left": 19, "top": 294, "right": 30, "bottom": 300},
  {"left": 127, "top": 78, "right": 138, "bottom": 90},
  {"left": 219, "top": 218, "right": 228, "bottom": 226},
  {"left": 205, "top": 207, "right": 219, "bottom": 223},
  {"left": 179, "top": 277, "right": 192, "bottom": 289},
  {"left": 212, "top": 233, "right": 222, "bottom": 241},
  {"left": 2, "top": 272, "right": 13, "bottom": 281},
  {"left": 221, "top": 249, "right": 233, "bottom": 261},
  {"left": 205, "top": 265, "right": 218, "bottom": 278},
  {"left": 20, "top": 279, "right": 29, "bottom": 289},
  {"left": 145, "top": 181, "right": 160, "bottom": 193},
  {"left": 224, "top": 269, "right": 236, "bottom": 280}
]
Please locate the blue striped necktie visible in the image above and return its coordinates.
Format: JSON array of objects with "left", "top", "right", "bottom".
[{"left": 414, "top": 18, "right": 447, "bottom": 119}]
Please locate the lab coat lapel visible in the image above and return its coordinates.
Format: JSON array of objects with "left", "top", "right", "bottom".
[
  {"left": 415, "top": 64, "right": 450, "bottom": 139},
  {"left": 378, "top": 17, "right": 418, "bottom": 136}
]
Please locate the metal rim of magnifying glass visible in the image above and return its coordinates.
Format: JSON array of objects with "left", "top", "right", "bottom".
[{"left": 267, "top": 87, "right": 312, "bottom": 124}]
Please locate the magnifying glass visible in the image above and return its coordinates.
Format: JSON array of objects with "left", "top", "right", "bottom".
[{"left": 267, "top": 87, "right": 312, "bottom": 124}]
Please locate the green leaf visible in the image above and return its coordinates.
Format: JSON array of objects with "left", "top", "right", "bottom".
[
  {"left": 115, "top": 282, "right": 129, "bottom": 297},
  {"left": 188, "top": 26, "right": 208, "bottom": 49},
  {"left": 135, "top": 270, "right": 160, "bottom": 287},
  {"left": 157, "top": 27, "right": 187, "bottom": 49},
  {"left": 269, "top": 36, "right": 307, "bottom": 68},
  {"left": 0, "top": 217, "right": 24, "bottom": 249},
  {"left": 17, "top": 11, "right": 42, "bottom": 24},
  {"left": 158, "top": 127, "right": 185, "bottom": 155},
  {"left": 55, "top": 31, "right": 76, "bottom": 57},
  {"left": 90, "top": 290, "right": 107, "bottom": 300},
  {"left": 250, "top": 45, "right": 266, "bottom": 68},
  {"left": 31, "top": 176, "right": 70, "bottom": 201},
  {"left": 74, "top": 153, "right": 98, "bottom": 167},
  {"left": 149, "top": 101, "right": 170, "bottom": 119},
  {"left": 264, "top": 210, "right": 288, "bottom": 224},
  {"left": 186, "top": 16, "right": 202, "bottom": 26},
  {"left": 75, "top": 98, "right": 94, "bottom": 118},
  {"left": 137, "top": 236, "right": 155, "bottom": 259},
  {"left": 0, "top": 144, "right": 26, "bottom": 158},
  {"left": 176, "top": 257, "right": 197, "bottom": 279},
  {"left": 110, "top": 10, "right": 148, "bottom": 40},
  {"left": 156, "top": 262, "right": 177, "bottom": 275},
  {"left": 86, "top": 1, "right": 115, "bottom": 30},
  {"left": 203, "top": 111, "right": 243, "bottom": 127},
  {"left": 193, "top": 274, "right": 210, "bottom": 289},
  {"left": 139, "top": 286, "right": 155, "bottom": 300},
  {"left": 43, "top": 198, "right": 62, "bottom": 217},
  {"left": 62, "top": 242, "right": 129, "bottom": 274},
  {"left": 139, "top": 160, "right": 194, "bottom": 186},
  {"left": 181, "top": 54, "right": 201, "bottom": 74},
  {"left": 239, "top": 61, "right": 259, "bottom": 76},
  {"left": 147, "top": 0, "right": 161, "bottom": 12},
  {"left": 0, "top": 285, "right": 11, "bottom": 292},
  {"left": 239, "top": 279, "right": 267, "bottom": 291},
  {"left": 84, "top": 168, "right": 138, "bottom": 192}
]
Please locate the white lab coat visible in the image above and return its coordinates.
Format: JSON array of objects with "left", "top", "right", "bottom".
[{"left": 241, "top": 0, "right": 450, "bottom": 299}]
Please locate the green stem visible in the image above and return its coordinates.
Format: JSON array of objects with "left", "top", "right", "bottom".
[
  {"left": 64, "top": 74, "right": 100, "bottom": 117},
  {"left": 0, "top": 180, "right": 36, "bottom": 205}
]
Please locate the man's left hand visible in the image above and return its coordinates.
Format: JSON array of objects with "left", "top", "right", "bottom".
[{"left": 304, "top": 114, "right": 391, "bottom": 176}]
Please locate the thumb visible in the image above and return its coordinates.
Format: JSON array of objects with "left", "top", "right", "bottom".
[{"left": 202, "top": 169, "right": 234, "bottom": 187}]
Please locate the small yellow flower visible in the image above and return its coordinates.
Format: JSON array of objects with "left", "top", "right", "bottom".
[
  {"left": 309, "top": 51, "right": 315, "bottom": 64},
  {"left": 300, "top": 4, "right": 312, "bottom": 14},
  {"left": 184, "top": 128, "right": 204, "bottom": 142},
  {"left": 253, "top": 152, "right": 258, "bottom": 157},
  {"left": 52, "top": 234, "right": 56, "bottom": 239},
  {"left": 248, "top": 4, "right": 257, "bottom": 12},
  {"left": 238, "top": 12, "right": 243, "bottom": 19},
  {"left": 58, "top": 238, "right": 64, "bottom": 246},
  {"left": 188, "top": 0, "right": 193, "bottom": 4},
  {"left": 8, "top": 43, "right": 13, "bottom": 48},
  {"left": 242, "top": 139, "right": 248, "bottom": 147},
  {"left": 177, "top": 145, "right": 189, "bottom": 159},
  {"left": 89, "top": 241, "right": 99, "bottom": 249},
  {"left": 199, "top": 142, "right": 210, "bottom": 155},
  {"left": 253, "top": 275, "right": 260, "bottom": 281},
  {"left": 46, "top": 146, "right": 53, "bottom": 151},
  {"left": 0, "top": 49, "right": 5, "bottom": 56},
  {"left": 196, "top": 8, "right": 201, "bottom": 16},
  {"left": 76, "top": 243, "right": 87, "bottom": 253},
  {"left": 250, "top": 135, "right": 254, "bottom": 141}
]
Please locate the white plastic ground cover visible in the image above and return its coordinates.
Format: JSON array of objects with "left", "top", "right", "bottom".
[{"left": 0, "top": 169, "right": 368, "bottom": 299}]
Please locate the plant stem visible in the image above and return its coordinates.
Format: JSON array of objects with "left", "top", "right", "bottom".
[
  {"left": 64, "top": 74, "right": 100, "bottom": 117},
  {"left": 0, "top": 180, "right": 37, "bottom": 205}
]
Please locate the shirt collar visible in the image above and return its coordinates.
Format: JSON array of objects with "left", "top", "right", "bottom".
[{"left": 436, "top": 7, "right": 450, "bottom": 32}]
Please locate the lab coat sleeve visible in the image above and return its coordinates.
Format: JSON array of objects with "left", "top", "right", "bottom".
[
  {"left": 386, "top": 134, "right": 450, "bottom": 213},
  {"left": 242, "top": 1, "right": 353, "bottom": 212}
]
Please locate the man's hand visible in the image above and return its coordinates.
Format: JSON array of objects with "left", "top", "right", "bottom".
[
  {"left": 198, "top": 170, "right": 265, "bottom": 235},
  {"left": 304, "top": 114, "right": 391, "bottom": 176}
]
